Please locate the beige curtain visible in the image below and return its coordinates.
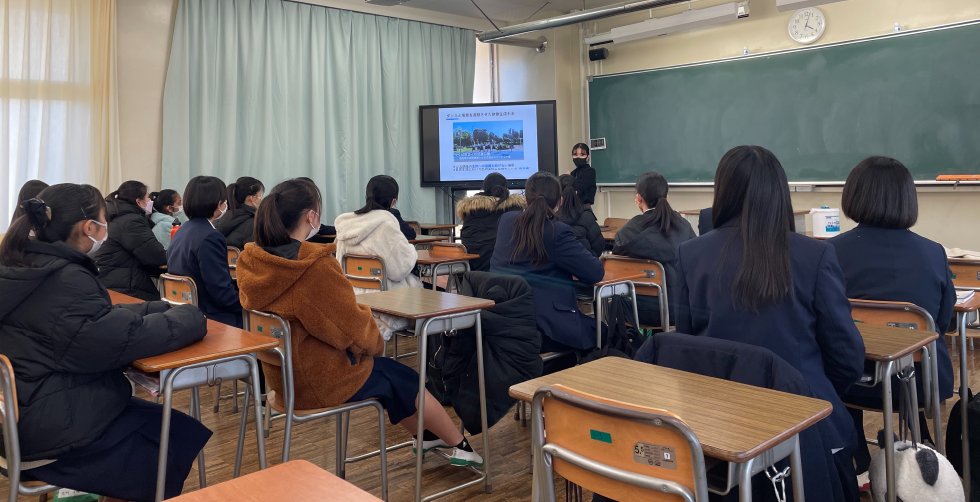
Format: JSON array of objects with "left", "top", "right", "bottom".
[{"left": 0, "top": 0, "right": 120, "bottom": 231}]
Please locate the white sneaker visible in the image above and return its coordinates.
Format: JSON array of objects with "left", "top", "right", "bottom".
[
  {"left": 412, "top": 437, "right": 451, "bottom": 454},
  {"left": 449, "top": 447, "right": 484, "bottom": 468},
  {"left": 857, "top": 471, "right": 870, "bottom": 492}
]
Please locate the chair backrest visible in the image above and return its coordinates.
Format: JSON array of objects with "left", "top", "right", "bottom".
[
  {"left": 949, "top": 258, "right": 980, "bottom": 289},
  {"left": 1, "top": 353, "right": 23, "bottom": 500},
  {"left": 158, "top": 274, "right": 199, "bottom": 306},
  {"left": 849, "top": 299, "right": 936, "bottom": 332},
  {"left": 429, "top": 242, "right": 468, "bottom": 258},
  {"left": 405, "top": 220, "right": 422, "bottom": 233},
  {"left": 244, "top": 310, "right": 291, "bottom": 367},
  {"left": 341, "top": 254, "right": 387, "bottom": 291},
  {"left": 0, "top": 354, "right": 18, "bottom": 424},
  {"left": 603, "top": 218, "right": 628, "bottom": 232},
  {"left": 602, "top": 255, "right": 669, "bottom": 328},
  {"left": 532, "top": 384, "right": 707, "bottom": 502},
  {"left": 227, "top": 246, "right": 241, "bottom": 267}
]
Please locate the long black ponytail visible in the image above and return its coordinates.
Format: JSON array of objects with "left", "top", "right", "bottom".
[
  {"left": 226, "top": 176, "right": 264, "bottom": 217},
  {"left": 254, "top": 179, "right": 320, "bottom": 248},
  {"left": 105, "top": 180, "right": 147, "bottom": 213},
  {"left": 11, "top": 180, "right": 49, "bottom": 224},
  {"left": 480, "top": 172, "right": 510, "bottom": 208},
  {"left": 636, "top": 172, "right": 683, "bottom": 237},
  {"left": 0, "top": 184, "right": 105, "bottom": 267},
  {"left": 557, "top": 174, "right": 583, "bottom": 222},
  {"left": 510, "top": 172, "right": 561, "bottom": 267}
]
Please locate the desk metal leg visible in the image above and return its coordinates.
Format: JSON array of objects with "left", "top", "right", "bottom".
[
  {"left": 928, "top": 341, "right": 944, "bottom": 454},
  {"left": 960, "top": 312, "right": 971, "bottom": 501},
  {"left": 190, "top": 387, "right": 206, "bottom": 489},
  {"left": 790, "top": 435, "right": 804, "bottom": 502},
  {"left": 882, "top": 360, "right": 896, "bottom": 502},
  {"left": 475, "top": 312, "right": 493, "bottom": 493},
  {"left": 594, "top": 285, "right": 607, "bottom": 349},
  {"left": 247, "top": 356, "right": 268, "bottom": 472},
  {"left": 156, "top": 376, "right": 177, "bottom": 502},
  {"left": 907, "top": 367, "right": 922, "bottom": 444},
  {"left": 738, "top": 457, "right": 755, "bottom": 502},
  {"left": 415, "top": 324, "right": 430, "bottom": 502}
]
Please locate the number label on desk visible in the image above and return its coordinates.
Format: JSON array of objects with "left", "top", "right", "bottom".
[
  {"left": 590, "top": 429, "right": 612, "bottom": 443},
  {"left": 633, "top": 442, "right": 677, "bottom": 470},
  {"left": 886, "top": 322, "right": 918, "bottom": 330}
]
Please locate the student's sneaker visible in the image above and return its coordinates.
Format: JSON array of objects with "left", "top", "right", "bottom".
[
  {"left": 856, "top": 471, "right": 870, "bottom": 492},
  {"left": 448, "top": 447, "right": 484, "bottom": 468},
  {"left": 412, "top": 437, "right": 452, "bottom": 454}
]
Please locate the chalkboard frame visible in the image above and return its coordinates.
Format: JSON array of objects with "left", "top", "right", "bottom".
[{"left": 586, "top": 19, "right": 980, "bottom": 186}]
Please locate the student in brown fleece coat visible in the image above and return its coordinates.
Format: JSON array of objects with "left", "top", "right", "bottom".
[{"left": 236, "top": 178, "right": 483, "bottom": 467}]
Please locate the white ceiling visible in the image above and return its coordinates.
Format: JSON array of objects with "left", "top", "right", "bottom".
[{"left": 403, "top": 0, "right": 628, "bottom": 24}]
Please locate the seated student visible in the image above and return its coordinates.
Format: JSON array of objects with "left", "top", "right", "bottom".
[
  {"left": 10, "top": 179, "right": 48, "bottom": 224},
  {"left": 456, "top": 172, "right": 526, "bottom": 271},
  {"left": 490, "top": 172, "right": 605, "bottom": 353},
  {"left": 558, "top": 174, "right": 605, "bottom": 257},
  {"left": 828, "top": 156, "right": 955, "bottom": 487},
  {"left": 612, "top": 172, "right": 697, "bottom": 327},
  {"left": 567, "top": 143, "right": 597, "bottom": 208},
  {"left": 236, "top": 179, "right": 483, "bottom": 466},
  {"left": 96, "top": 181, "right": 169, "bottom": 301},
  {"left": 168, "top": 176, "right": 243, "bottom": 328},
  {"left": 216, "top": 176, "right": 264, "bottom": 249},
  {"left": 335, "top": 175, "right": 422, "bottom": 293},
  {"left": 0, "top": 183, "right": 210, "bottom": 501},
  {"left": 698, "top": 207, "right": 713, "bottom": 235},
  {"left": 149, "top": 189, "right": 182, "bottom": 249},
  {"left": 674, "top": 146, "right": 865, "bottom": 500}
]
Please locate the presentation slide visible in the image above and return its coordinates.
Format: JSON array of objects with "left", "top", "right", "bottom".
[{"left": 437, "top": 104, "right": 539, "bottom": 183}]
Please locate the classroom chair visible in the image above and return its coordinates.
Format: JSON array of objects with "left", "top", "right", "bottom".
[
  {"left": 1, "top": 354, "right": 59, "bottom": 502},
  {"left": 242, "top": 310, "right": 392, "bottom": 501},
  {"left": 601, "top": 255, "right": 670, "bottom": 332},
  {"left": 158, "top": 273, "right": 199, "bottom": 307},
  {"left": 425, "top": 242, "right": 471, "bottom": 293},
  {"left": 602, "top": 218, "right": 628, "bottom": 234},
  {"left": 406, "top": 220, "right": 422, "bottom": 234},
  {"left": 227, "top": 246, "right": 241, "bottom": 267},
  {"left": 848, "top": 299, "right": 941, "bottom": 451},
  {"left": 341, "top": 253, "right": 414, "bottom": 359},
  {"left": 531, "top": 384, "right": 709, "bottom": 502},
  {"left": 948, "top": 257, "right": 980, "bottom": 348}
]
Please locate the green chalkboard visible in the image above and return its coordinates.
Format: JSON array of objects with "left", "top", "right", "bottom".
[{"left": 588, "top": 22, "right": 980, "bottom": 183}]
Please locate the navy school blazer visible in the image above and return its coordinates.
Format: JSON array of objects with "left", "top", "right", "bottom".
[
  {"left": 674, "top": 220, "right": 865, "bottom": 450},
  {"left": 167, "top": 218, "right": 243, "bottom": 328},
  {"left": 828, "top": 225, "right": 955, "bottom": 400},
  {"left": 490, "top": 211, "right": 605, "bottom": 350}
]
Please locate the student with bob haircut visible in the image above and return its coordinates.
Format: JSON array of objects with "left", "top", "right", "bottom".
[
  {"left": 167, "top": 176, "right": 243, "bottom": 328},
  {"left": 96, "top": 180, "right": 169, "bottom": 301},
  {"left": 0, "top": 183, "right": 210, "bottom": 501},
  {"left": 829, "top": 156, "right": 955, "bottom": 488},
  {"left": 216, "top": 176, "right": 264, "bottom": 249},
  {"left": 674, "top": 145, "right": 865, "bottom": 501},
  {"left": 456, "top": 172, "right": 525, "bottom": 271},
  {"left": 557, "top": 174, "right": 604, "bottom": 257},
  {"left": 236, "top": 179, "right": 484, "bottom": 467},
  {"left": 490, "top": 171, "right": 605, "bottom": 353},
  {"left": 10, "top": 179, "right": 48, "bottom": 224},
  {"left": 612, "top": 172, "right": 696, "bottom": 327}
]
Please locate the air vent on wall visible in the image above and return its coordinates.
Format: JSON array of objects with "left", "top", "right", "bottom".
[
  {"left": 365, "top": 0, "right": 410, "bottom": 6},
  {"left": 590, "top": 138, "right": 607, "bottom": 150}
]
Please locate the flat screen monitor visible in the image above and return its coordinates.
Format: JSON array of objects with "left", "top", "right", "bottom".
[{"left": 418, "top": 100, "right": 558, "bottom": 188}]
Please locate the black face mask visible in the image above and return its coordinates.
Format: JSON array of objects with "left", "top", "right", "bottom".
[{"left": 572, "top": 157, "right": 588, "bottom": 168}]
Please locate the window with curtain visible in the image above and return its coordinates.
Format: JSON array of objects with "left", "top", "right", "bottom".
[
  {"left": 162, "top": 0, "right": 476, "bottom": 224},
  {"left": 0, "top": 0, "right": 119, "bottom": 232}
]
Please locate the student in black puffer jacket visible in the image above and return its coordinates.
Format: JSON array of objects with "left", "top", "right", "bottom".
[
  {"left": 216, "top": 176, "right": 264, "bottom": 249},
  {"left": 456, "top": 173, "right": 525, "bottom": 271},
  {"left": 612, "top": 172, "right": 696, "bottom": 328},
  {"left": 558, "top": 174, "right": 605, "bottom": 257},
  {"left": 0, "top": 183, "right": 211, "bottom": 502},
  {"left": 96, "top": 180, "right": 168, "bottom": 301}
]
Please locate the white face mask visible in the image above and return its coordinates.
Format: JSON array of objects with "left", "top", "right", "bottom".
[
  {"left": 173, "top": 205, "right": 183, "bottom": 215},
  {"left": 140, "top": 199, "right": 153, "bottom": 216},
  {"left": 306, "top": 211, "right": 320, "bottom": 241},
  {"left": 87, "top": 220, "right": 108, "bottom": 256},
  {"left": 218, "top": 202, "right": 227, "bottom": 219}
]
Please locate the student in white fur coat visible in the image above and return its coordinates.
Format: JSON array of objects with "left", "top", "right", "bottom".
[{"left": 335, "top": 175, "right": 422, "bottom": 338}]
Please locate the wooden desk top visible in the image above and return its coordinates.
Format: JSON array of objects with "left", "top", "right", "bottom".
[
  {"left": 955, "top": 293, "right": 980, "bottom": 312},
  {"left": 408, "top": 235, "right": 449, "bottom": 244},
  {"left": 415, "top": 249, "right": 479, "bottom": 264},
  {"left": 950, "top": 257, "right": 980, "bottom": 266},
  {"left": 679, "top": 210, "right": 809, "bottom": 216},
  {"left": 594, "top": 270, "right": 645, "bottom": 287},
  {"left": 857, "top": 324, "right": 938, "bottom": 362},
  {"left": 509, "top": 358, "right": 831, "bottom": 463},
  {"left": 356, "top": 288, "right": 494, "bottom": 320},
  {"left": 109, "top": 291, "right": 280, "bottom": 372},
  {"left": 602, "top": 231, "right": 615, "bottom": 241},
  {"left": 420, "top": 223, "right": 457, "bottom": 230},
  {"left": 169, "top": 460, "right": 381, "bottom": 501}
]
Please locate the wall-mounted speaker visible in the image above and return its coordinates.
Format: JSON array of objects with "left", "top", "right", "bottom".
[{"left": 588, "top": 47, "right": 609, "bottom": 61}]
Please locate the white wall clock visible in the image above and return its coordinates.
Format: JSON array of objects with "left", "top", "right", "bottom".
[{"left": 788, "top": 7, "right": 826, "bottom": 45}]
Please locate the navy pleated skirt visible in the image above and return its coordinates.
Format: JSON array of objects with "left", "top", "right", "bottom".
[
  {"left": 25, "top": 397, "right": 212, "bottom": 502},
  {"left": 346, "top": 357, "right": 420, "bottom": 425}
]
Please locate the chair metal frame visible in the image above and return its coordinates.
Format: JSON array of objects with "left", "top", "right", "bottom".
[
  {"left": 601, "top": 255, "right": 670, "bottom": 331},
  {"left": 157, "top": 273, "right": 200, "bottom": 307},
  {"left": 530, "top": 385, "right": 710, "bottom": 502},
  {"left": 241, "top": 310, "right": 391, "bottom": 500},
  {"left": 422, "top": 242, "right": 471, "bottom": 293},
  {"left": 227, "top": 246, "right": 241, "bottom": 266},
  {"left": 1, "top": 354, "right": 58, "bottom": 502}
]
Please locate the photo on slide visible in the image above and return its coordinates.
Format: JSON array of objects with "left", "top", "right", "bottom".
[{"left": 452, "top": 120, "right": 524, "bottom": 161}]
